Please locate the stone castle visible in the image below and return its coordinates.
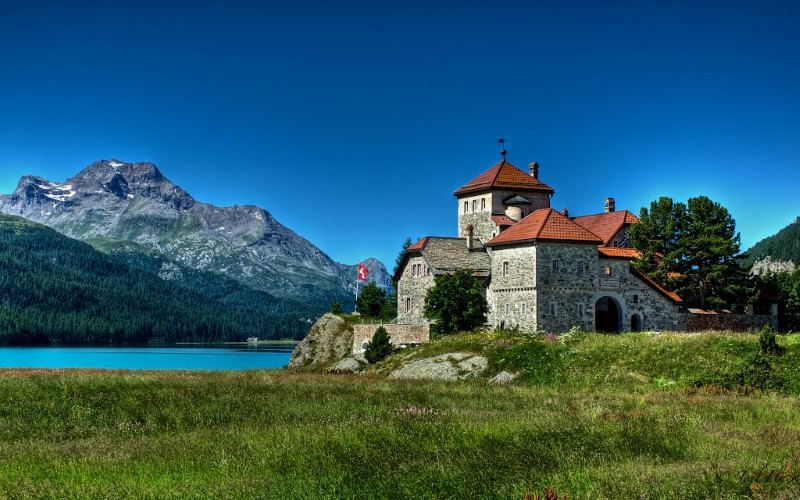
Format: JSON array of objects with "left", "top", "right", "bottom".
[{"left": 394, "top": 156, "right": 685, "bottom": 333}]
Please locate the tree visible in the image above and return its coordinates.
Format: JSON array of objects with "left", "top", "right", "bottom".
[
  {"left": 629, "top": 196, "right": 685, "bottom": 287},
  {"left": 423, "top": 269, "right": 488, "bottom": 334},
  {"left": 392, "top": 237, "right": 413, "bottom": 290},
  {"left": 680, "top": 196, "right": 751, "bottom": 309},
  {"left": 630, "top": 195, "right": 751, "bottom": 309},
  {"left": 364, "top": 326, "right": 393, "bottom": 363},
  {"left": 356, "top": 281, "right": 386, "bottom": 317}
]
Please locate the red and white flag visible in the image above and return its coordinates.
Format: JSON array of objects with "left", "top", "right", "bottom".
[{"left": 357, "top": 263, "right": 369, "bottom": 282}]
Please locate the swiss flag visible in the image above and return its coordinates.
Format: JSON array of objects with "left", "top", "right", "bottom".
[{"left": 357, "top": 263, "right": 369, "bottom": 282}]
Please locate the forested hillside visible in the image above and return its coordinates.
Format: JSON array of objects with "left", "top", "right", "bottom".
[
  {"left": 742, "top": 218, "right": 800, "bottom": 268},
  {"left": 0, "top": 214, "right": 316, "bottom": 345}
]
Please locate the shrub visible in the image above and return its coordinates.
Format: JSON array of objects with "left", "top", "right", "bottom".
[
  {"left": 759, "top": 324, "right": 784, "bottom": 355},
  {"left": 364, "top": 326, "right": 393, "bottom": 363},
  {"left": 330, "top": 300, "right": 342, "bottom": 314}
]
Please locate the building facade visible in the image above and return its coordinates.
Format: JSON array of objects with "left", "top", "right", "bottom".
[{"left": 395, "top": 158, "right": 685, "bottom": 333}]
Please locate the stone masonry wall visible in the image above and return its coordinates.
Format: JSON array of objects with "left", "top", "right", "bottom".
[
  {"left": 397, "top": 255, "right": 435, "bottom": 325},
  {"left": 596, "top": 258, "right": 681, "bottom": 331},
  {"left": 535, "top": 243, "right": 599, "bottom": 332},
  {"left": 457, "top": 193, "right": 495, "bottom": 243},
  {"left": 488, "top": 245, "right": 537, "bottom": 331},
  {"left": 352, "top": 323, "right": 431, "bottom": 356},
  {"left": 678, "top": 312, "right": 777, "bottom": 332}
]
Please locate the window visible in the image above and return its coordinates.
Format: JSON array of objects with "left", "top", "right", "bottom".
[
  {"left": 472, "top": 200, "right": 477, "bottom": 212},
  {"left": 504, "top": 304, "right": 510, "bottom": 315},
  {"left": 576, "top": 261, "right": 583, "bottom": 273},
  {"left": 552, "top": 259, "right": 559, "bottom": 272},
  {"left": 463, "top": 201, "right": 468, "bottom": 214},
  {"left": 481, "top": 198, "right": 486, "bottom": 210},
  {"left": 406, "top": 297, "right": 411, "bottom": 312},
  {"left": 604, "top": 266, "right": 612, "bottom": 276},
  {"left": 520, "top": 302, "right": 527, "bottom": 314},
  {"left": 550, "top": 303, "right": 557, "bottom": 315},
  {"left": 633, "top": 294, "right": 639, "bottom": 304},
  {"left": 578, "top": 303, "right": 584, "bottom": 316},
  {"left": 502, "top": 261, "right": 509, "bottom": 277}
]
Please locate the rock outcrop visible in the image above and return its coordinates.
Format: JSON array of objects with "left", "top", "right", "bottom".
[
  {"left": 287, "top": 313, "right": 353, "bottom": 367},
  {"left": 327, "top": 357, "right": 363, "bottom": 374},
  {"left": 388, "top": 352, "right": 488, "bottom": 381}
]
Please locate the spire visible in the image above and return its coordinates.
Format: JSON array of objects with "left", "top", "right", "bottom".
[{"left": 497, "top": 138, "right": 507, "bottom": 163}]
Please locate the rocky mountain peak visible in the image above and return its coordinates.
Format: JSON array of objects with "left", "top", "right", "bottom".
[{"left": 1, "top": 159, "right": 393, "bottom": 310}]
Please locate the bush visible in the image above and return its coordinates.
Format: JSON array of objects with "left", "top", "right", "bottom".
[
  {"left": 759, "top": 324, "right": 784, "bottom": 355},
  {"left": 364, "top": 326, "right": 393, "bottom": 363},
  {"left": 330, "top": 300, "right": 342, "bottom": 314}
]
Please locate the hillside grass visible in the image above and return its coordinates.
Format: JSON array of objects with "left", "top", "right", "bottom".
[{"left": 0, "top": 332, "right": 798, "bottom": 498}]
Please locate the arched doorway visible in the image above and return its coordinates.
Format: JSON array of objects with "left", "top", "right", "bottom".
[
  {"left": 631, "top": 314, "right": 642, "bottom": 332},
  {"left": 595, "top": 296, "right": 621, "bottom": 333}
]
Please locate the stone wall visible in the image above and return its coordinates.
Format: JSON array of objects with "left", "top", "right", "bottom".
[
  {"left": 488, "top": 245, "right": 538, "bottom": 331},
  {"left": 678, "top": 312, "right": 777, "bottom": 332},
  {"left": 535, "top": 242, "right": 599, "bottom": 332},
  {"left": 397, "top": 255, "right": 435, "bottom": 324},
  {"left": 352, "top": 323, "right": 431, "bottom": 356},
  {"left": 595, "top": 257, "right": 682, "bottom": 332}
]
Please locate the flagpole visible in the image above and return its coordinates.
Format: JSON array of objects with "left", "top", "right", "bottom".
[{"left": 355, "top": 279, "right": 359, "bottom": 313}]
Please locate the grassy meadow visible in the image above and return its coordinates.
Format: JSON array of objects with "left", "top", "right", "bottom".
[{"left": 0, "top": 331, "right": 799, "bottom": 498}]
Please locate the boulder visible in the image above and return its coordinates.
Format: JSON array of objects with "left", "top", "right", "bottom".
[
  {"left": 287, "top": 313, "right": 353, "bottom": 367},
  {"left": 489, "top": 371, "right": 516, "bottom": 385},
  {"left": 389, "top": 352, "right": 488, "bottom": 381},
  {"left": 327, "top": 357, "right": 362, "bottom": 374}
]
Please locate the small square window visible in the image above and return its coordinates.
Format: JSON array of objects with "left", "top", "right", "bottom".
[{"left": 633, "top": 294, "right": 639, "bottom": 304}]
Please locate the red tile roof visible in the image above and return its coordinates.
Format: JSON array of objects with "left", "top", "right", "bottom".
[
  {"left": 598, "top": 247, "right": 642, "bottom": 259},
  {"left": 491, "top": 214, "right": 518, "bottom": 226},
  {"left": 572, "top": 210, "right": 639, "bottom": 246},
  {"left": 487, "top": 209, "right": 603, "bottom": 246},
  {"left": 629, "top": 266, "right": 683, "bottom": 303},
  {"left": 407, "top": 237, "right": 429, "bottom": 252},
  {"left": 454, "top": 161, "right": 554, "bottom": 196}
]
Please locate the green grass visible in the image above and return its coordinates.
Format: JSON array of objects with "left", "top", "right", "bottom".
[{"left": 0, "top": 332, "right": 798, "bottom": 498}]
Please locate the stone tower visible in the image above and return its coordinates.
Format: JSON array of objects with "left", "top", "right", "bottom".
[{"left": 454, "top": 159, "right": 554, "bottom": 245}]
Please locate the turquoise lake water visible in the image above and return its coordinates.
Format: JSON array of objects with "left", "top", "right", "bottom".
[{"left": 0, "top": 345, "right": 294, "bottom": 370}]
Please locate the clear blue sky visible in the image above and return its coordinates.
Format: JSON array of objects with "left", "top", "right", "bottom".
[{"left": 2, "top": 1, "right": 798, "bottom": 269}]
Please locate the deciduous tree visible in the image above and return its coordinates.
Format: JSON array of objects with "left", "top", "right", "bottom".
[{"left": 423, "top": 269, "right": 487, "bottom": 334}]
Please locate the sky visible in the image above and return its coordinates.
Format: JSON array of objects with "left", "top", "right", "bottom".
[{"left": 2, "top": 0, "right": 799, "bottom": 269}]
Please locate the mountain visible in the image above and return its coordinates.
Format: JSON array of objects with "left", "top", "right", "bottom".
[
  {"left": 742, "top": 217, "right": 800, "bottom": 275},
  {"left": 0, "top": 213, "right": 315, "bottom": 344},
  {"left": 0, "top": 160, "right": 391, "bottom": 310}
]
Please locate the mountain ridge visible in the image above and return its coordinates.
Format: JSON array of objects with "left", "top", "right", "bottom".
[
  {"left": 743, "top": 217, "right": 800, "bottom": 275},
  {"left": 0, "top": 159, "right": 392, "bottom": 310}
]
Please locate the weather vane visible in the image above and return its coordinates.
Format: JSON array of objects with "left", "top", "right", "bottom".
[{"left": 497, "top": 138, "right": 507, "bottom": 162}]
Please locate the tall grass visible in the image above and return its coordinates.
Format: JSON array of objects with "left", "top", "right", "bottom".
[{"left": 0, "top": 364, "right": 799, "bottom": 498}]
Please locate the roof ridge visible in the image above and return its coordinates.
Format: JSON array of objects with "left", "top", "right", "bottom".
[{"left": 532, "top": 208, "right": 552, "bottom": 238}]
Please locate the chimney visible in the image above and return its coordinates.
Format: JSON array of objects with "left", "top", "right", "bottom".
[
  {"left": 529, "top": 162, "right": 539, "bottom": 179},
  {"left": 605, "top": 197, "right": 616, "bottom": 213},
  {"left": 466, "top": 224, "right": 474, "bottom": 250},
  {"left": 561, "top": 208, "right": 569, "bottom": 217}
]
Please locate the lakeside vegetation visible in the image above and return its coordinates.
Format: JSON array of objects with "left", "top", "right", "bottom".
[
  {"left": 0, "top": 214, "right": 315, "bottom": 345},
  {"left": 0, "top": 330, "right": 798, "bottom": 498}
]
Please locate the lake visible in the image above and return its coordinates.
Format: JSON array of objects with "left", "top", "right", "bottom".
[{"left": 0, "top": 344, "right": 295, "bottom": 371}]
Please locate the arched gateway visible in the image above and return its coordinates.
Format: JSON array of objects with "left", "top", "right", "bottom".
[{"left": 595, "top": 296, "right": 621, "bottom": 333}]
